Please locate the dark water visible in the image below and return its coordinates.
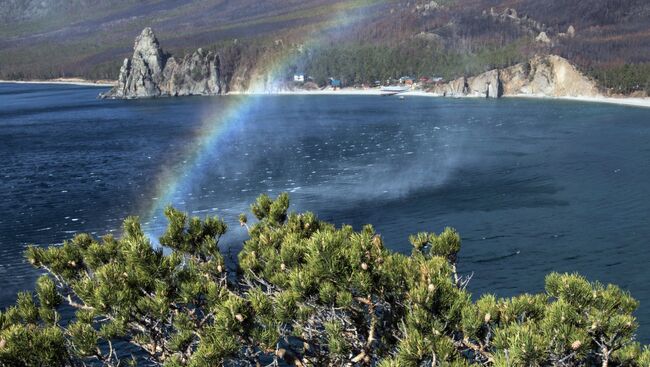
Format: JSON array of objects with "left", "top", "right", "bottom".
[{"left": 1, "top": 83, "right": 650, "bottom": 341}]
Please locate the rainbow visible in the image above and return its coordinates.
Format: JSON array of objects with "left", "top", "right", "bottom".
[
  {"left": 141, "top": 94, "right": 260, "bottom": 230},
  {"left": 140, "top": 5, "right": 375, "bottom": 234}
]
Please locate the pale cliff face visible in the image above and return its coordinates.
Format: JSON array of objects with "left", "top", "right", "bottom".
[
  {"left": 430, "top": 55, "right": 600, "bottom": 99},
  {"left": 546, "top": 55, "right": 600, "bottom": 97},
  {"left": 466, "top": 69, "right": 501, "bottom": 98},
  {"left": 501, "top": 55, "right": 600, "bottom": 97}
]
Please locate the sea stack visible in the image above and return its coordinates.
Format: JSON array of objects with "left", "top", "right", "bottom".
[{"left": 102, "top": 28, "right": 222, "bottom": 99}]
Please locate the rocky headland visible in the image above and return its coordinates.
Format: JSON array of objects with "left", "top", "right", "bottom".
[{"left": 429, "top": 55, "right": 601, "bottom": 99}]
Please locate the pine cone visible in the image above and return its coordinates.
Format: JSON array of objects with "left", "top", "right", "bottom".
[{"left": 571, "top": 340, "right": 582, "bottom": 350}]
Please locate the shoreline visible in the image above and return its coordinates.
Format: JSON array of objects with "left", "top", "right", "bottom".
[
  {"left": 3, "top": 80, "right": 648, "bottom": 108},
  {"left": 505, "top": 94, "right": 650, "bottom": 109},
  {"left": 0, "top": 78, "right": 115, "bottom": 87},
  {"left": 486, "top": 93, "right": 649, "bottom": 108},
  {"left": 231, "top": 88, "right": 650, "bottom": 108}
]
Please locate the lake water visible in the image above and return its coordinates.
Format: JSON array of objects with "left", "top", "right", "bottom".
[{"left": 1, "top": 83, "right": 650, "bottom": 341}]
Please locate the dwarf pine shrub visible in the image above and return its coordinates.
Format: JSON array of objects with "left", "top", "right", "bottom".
[{"left": 0, "top": 193, "right": 647, "bottom": 366}]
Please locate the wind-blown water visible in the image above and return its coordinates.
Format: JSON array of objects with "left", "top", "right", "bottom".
[{"left": 1, "top": 83, "right": 650, "bottom": 341}]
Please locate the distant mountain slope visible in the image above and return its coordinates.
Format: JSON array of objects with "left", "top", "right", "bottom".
[
  {"left": 0, "top": 0, "right": 140, "bottom": 22},
  {"left": 0, "top": 0, "right": 389, "bottom": 79},
  {"left": 0, "top": 0, "right": 648, "bottom": 93},
  {"left": 502, "top": 0, "right": 650, "bottom": 65}
]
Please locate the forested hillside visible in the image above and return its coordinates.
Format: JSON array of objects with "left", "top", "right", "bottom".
[{"left": 1, "top": 0, "right": 648, "bottom": 94}]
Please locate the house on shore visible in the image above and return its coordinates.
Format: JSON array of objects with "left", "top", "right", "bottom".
[
  {"left": 399, "top": 76, "right": 414, "bottom": 85},
  {"left": 329, "top": 78, "right": 342, "bottom": 90}
]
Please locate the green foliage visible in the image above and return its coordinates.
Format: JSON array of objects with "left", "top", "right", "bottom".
[
  {"left": 590, "top": 63, "right": 650, "bottom": 94},
  {"left": 303, "top": 40, "right": 527, "bottom": 86},
  {"left": 0, "top": 324, "right": 69, "bottom": 366},
  {"left": 35, "top": 276, "right": 61, "bottom": 310},
  {"left": 2, "top": 193, "right": 647, "bottom": 366}
]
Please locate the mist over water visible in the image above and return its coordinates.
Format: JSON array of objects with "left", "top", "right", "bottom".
[{"left": 1, "top": 83, "right": 650, "bottom": 341}]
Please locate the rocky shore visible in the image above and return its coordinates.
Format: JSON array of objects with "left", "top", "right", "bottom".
[{"left": 100, "top": 27, "right": 650, "bottom": 108}]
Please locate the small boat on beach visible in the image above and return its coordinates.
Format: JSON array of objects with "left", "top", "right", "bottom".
[{"left": 380, "top": 86, "right": 409, "bottom": 96}]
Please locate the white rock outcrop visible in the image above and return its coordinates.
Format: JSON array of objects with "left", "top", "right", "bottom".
[
  {"left": 500, "top": 55, "right": 600, "bottom": 97},
  {"left": 429, "top": 55, "right": 600, "bottom": 99},
  {"left": 535, "top": 31, "right": 551, "bottom": 44},
  {"left": 466, "top": 69, "right": 501, "bottom": 98},
  {"left": 567, "top": 25, "right": 576, "bottom": 38}
]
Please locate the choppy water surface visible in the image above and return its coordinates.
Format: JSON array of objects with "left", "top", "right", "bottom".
[{"left": 1, "top": 83, "right": 650, "bottom": 340}]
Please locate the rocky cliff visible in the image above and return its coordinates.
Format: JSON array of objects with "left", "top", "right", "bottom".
[
  {"left": 430, "top": 55, "right": 600, "bottom": 98},
  {"left": 103, "top": 28, "right": 224, "bottom": 98},
  {"left": 103, "top": 27, "right": 292, "bottom": 98},
  {"left": 500, "top": 55, "right": 600, "bottom": 97}
]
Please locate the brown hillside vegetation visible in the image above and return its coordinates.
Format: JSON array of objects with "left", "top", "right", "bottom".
[{"left": 0, "top": 0, "right": 648, "bottom": 93}]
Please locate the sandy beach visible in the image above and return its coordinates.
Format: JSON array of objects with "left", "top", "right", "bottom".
[
  {"left": 504, "top": 93, "right": 650, "bottom": 108},
  {"left": 0, "top": 78, "right": 115, "bottom": 87},
  {"left": 539, "top": 95, "right": 650, "bottom": 108},
  {"left": 232, "top": 88, "right": 650, "bottom": 108}
]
